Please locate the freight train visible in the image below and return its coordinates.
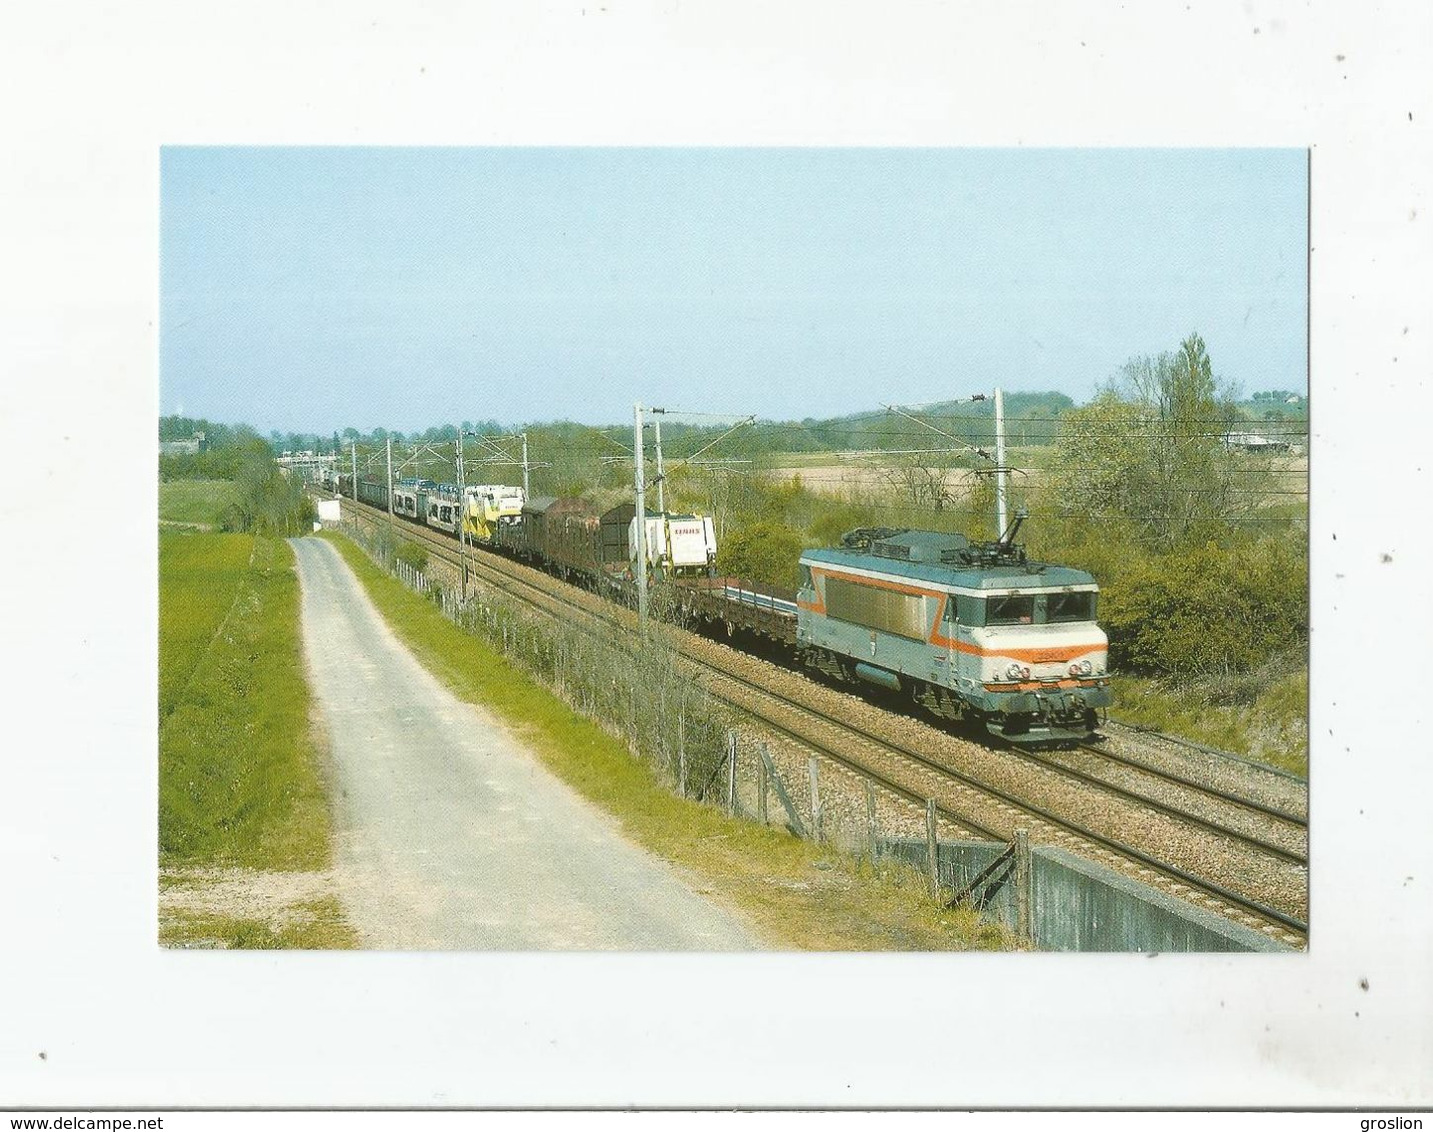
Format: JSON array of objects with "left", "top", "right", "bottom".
[
  {"left": 332, "top": 473, "right": 718, "bottom": 585},
  {"left": 329, "top": 473, "right": 1109, "bottom": 744}
]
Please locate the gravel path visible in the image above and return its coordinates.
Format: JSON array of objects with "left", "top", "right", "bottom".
[{"left": 289, "top": 537, "right": 760, "bottom": 951}]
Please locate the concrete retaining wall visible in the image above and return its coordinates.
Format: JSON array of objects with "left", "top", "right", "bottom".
[{"left": 877, "top": 837, "right": 1291, "bottom": 953}]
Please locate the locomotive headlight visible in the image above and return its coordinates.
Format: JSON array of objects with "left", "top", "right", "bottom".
[
  {"left": 1079, "top": 660, "right": 1093, "bottom": 676},
  {"left": 1005, "top": 662, "right": 1022, "bottom": 680},
  {"left": 1021, "top": 665, "right": 1030, "bottom": 679},
  {"left": 1068, "top": 663, "right": 1080, "bottom": 677}
]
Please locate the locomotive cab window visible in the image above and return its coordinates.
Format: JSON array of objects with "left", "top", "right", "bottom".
[
  {"left": 799, "top": 564, "right": 813, "bottom": 589},
  {"left": 1046, "top": 591, "right": 1095, "bottom": 622},
  {"left": 956, "top": 594, "right": 984, "bottom": 626},
  {"left": 988, "top": 594, "right": 1035, "bottom": 625}
]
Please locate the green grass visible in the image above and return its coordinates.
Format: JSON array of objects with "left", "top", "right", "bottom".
[
  {"left": 159, "top": 534, "right": 335, "bottom": 872},
  {"left": 324, "top": 531, "right": 1010, "bottom": 950},
  {"left": 159, "top": 530, "right": 255, "bottom": 719},
  {"left": 159, "top": 478, "right": 238, "bottom": 527},
  {"left": 160, "top": 897, "right": 357, "bottom": 950}
]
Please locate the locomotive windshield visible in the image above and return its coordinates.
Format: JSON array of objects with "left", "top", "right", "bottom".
[
  {"left": 979, "top": 591, "right": 1098, "bottom": 626},
  {"left": 1046, "top": 591, "right": 1095, "bottom": 622},
  {"left": 987, "top": 594, "right": 1035, "bottom": 625}
]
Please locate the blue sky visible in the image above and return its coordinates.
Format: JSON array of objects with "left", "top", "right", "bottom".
[{"left": 160, "top": 148, "right": 1307, "bottom": 433}]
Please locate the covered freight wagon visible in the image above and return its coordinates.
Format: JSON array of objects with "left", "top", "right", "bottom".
[
  {"left": 356, "top": 477, "right": 388, "bottom": 511},
  {"left": 505, "top": 496, "right": 603, "bottom": 581}
]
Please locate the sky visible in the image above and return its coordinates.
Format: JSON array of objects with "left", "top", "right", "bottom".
[{"left": 160, "top": 147, "right": 1308, "bottom": 434}]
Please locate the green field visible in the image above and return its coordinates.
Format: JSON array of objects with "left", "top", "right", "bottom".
[
  {"left": 159, "top": 479, "right": 238, "bottom": 528},
  {"left": 158, "top": 531, "right": 255, "bottom": 719}
]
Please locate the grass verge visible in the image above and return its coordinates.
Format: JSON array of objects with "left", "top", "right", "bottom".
[
  {"left": 1112, "top": 664, "right": 1308, "bottom": 777},
  {"left": 160, "top": 897, "right": 355, "bottom": 950},
  {"left": 323, "top": 531, "right": 1009, "bottom": 950},
  {"left": 159, "top": 532, "right": 354, "bottom": 947}
]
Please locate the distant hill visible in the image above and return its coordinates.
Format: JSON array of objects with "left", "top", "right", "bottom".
[
  {"left": 1236, "top": 390, "right": 1308, "bottom": 422},
  {"left": 765, "top": 391, "right": 1076, "bottom": 453}
]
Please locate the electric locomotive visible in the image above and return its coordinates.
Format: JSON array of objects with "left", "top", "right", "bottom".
[{"left": 795, "top": 517, "right": 1110, "bottom": 744}]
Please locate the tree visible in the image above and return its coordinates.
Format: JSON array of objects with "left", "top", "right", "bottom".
[
  {"left": 878, "top": 452, "right": 957, "bottom": 513},
  {"left": 1050, "top": 333, "right": 1265, "bottom": 550}
]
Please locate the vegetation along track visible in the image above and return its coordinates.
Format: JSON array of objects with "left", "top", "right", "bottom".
[
  {"left": 1106, "top": 716, "right": 1310, "bottom": 785},
  {"left": 334, "top": 499, "right": 1308, "bottom": 945}
]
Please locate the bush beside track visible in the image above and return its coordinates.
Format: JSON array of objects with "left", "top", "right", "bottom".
[{"left": 323, "top": 529, "right": 1011, "bottom": 951}]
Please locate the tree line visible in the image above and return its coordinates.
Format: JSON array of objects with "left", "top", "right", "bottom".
[{"left": 162, "top": 335, "right": 1308, "bottom": 682}]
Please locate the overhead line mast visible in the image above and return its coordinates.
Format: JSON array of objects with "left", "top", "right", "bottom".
[
  {"left": 456, "top": 426, "right": 469, "bottom": 601},
  {"left": 994, "top": 387, "right": 1008, "bottom": 539},
  {"left": 653, "top": 414, "right": 666, "bottom": 515},
  {"left": 885, "top": 390, "right": 1008, "bottom": 539},
  {"left": 633, "top": 402, "right": 648, "bottom": 629}
]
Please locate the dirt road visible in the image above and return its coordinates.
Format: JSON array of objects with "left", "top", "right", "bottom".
[{"left": 289, "top": 537, "right": 760, "bottom": 950}]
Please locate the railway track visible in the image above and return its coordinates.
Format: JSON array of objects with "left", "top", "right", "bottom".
[
  {"left": 332, "top": 500, "right": 1309, "bottom": 945},
  {"left": 1010, "top": 741, "right": 1307, "bottom": 865},
  {"left": 1107, "top": 716, "right": 1309, "bottom": 784}
]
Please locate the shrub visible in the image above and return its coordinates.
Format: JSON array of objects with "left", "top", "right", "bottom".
[
  {"left": 1099, "top": 537, "right": 1308, "bottom": 678},
  {"left": 716, "top": 521, "right": 805, "bottom": 590},
  {"left": 396, "top": 541, "right": 428, "bottom": 573}
]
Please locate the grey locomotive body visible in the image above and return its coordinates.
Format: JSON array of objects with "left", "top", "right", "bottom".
[{"left": 797, "top": 528, "right": 1110, "bottom": 743}]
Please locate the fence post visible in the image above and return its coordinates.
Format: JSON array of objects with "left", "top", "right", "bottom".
[
  {"left": 866, "top": 781, "right": 878, "bottom": 865},
  {"left": 756, "top": 746, "right": 769, "bottom": 825},
  {"left": 925, "top": 799, "right": 939, "bottom": 897},
  {"left": 808, "top": 757, "right": 822, "bottom": 843},
  {"left": 726, "top": 731, "right": 738, "bottom": 816},
  {"left": 758, "top": 746, "right": 805, "bottom": 839},
  {"left": 1014, "top": 828, "right": 1032, "bottom": 946}
]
